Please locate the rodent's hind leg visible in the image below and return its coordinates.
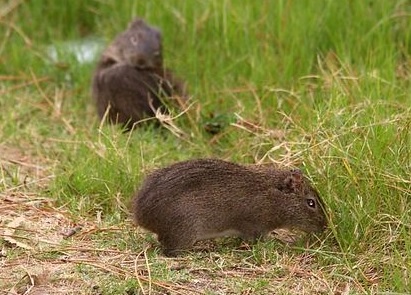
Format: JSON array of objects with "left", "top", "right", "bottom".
[{"left": 158, "top": 232, "right": 196, "bottom": 257}]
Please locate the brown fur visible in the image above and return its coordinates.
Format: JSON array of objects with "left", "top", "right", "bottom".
[
  {"left": 132, "top": 158, "right": 328, "bottom": 256},
  {"left": 92, "top": 18, "right": 186, "bottom": 130}
]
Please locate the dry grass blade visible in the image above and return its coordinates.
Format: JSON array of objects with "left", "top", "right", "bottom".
[
  {"left": 0, "top": 0, "right": 24, "bottom": 18},
  {"left": 0, "top": 77, "right": 50, "bottom": 96},
  {"left": 3, "top": 216, "right": 33, "bottom": 250}
]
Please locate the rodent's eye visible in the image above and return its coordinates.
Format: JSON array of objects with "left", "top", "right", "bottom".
[{"left": 307, "top": 198, "right": 316, "bottom": 208}]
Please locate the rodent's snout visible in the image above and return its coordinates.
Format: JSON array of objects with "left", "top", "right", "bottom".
[
  {"left": 132, "top": 56, "right": 161, "bottom": 70},
  {"left": 312, "top": 222, "right": 327, "bottom": 233},
  {"left": 319, "top": 217, "right": 328, "bottom": 232},
  {"left": 135, "top": 57, "right": 149, "bottom": 69}
]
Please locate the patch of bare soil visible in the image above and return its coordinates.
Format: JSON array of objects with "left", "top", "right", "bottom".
[
  {"left": 0, "top": 144, "right": 87, "bottom": 294},
  {"left": 0, "top": 192, "right": 201, "bottom": 294},
  {"left": 0, "top": 144, "right": 54, "bottom": 191}
]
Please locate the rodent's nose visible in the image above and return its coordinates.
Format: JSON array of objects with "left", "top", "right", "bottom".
[
  {"left": 321, "top": 219, "right": 328, "bottom": 230},
  {"left": 135, "top": 57, "right": 148, "bottom": 69}
]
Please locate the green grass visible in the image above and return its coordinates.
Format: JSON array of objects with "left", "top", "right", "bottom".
[{"left": 1, "top": 0, "right": 410, "bottom": 294}]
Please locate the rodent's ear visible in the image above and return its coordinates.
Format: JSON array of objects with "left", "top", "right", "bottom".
[
  {"left": 129, "top": 18, "right": 145, "bottom": 29},
  {"left": 284, "top": 169, "right": 303, "bottom": 192}
]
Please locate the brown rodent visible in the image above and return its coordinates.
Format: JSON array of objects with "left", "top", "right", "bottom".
[
  {"left": 92, "top": 18, "right": 186, "bottom": 130},
  {"left": 132, "top": 158, "right": 327, "bottom": 256}
]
